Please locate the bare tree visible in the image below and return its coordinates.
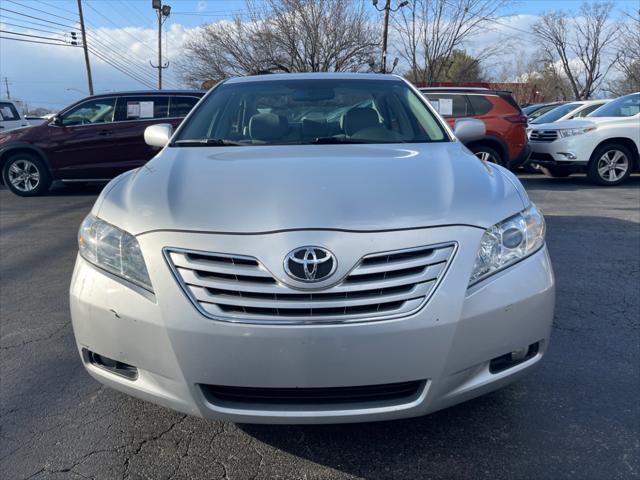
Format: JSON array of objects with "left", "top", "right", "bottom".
[
  {"left": 392, "top": 0, "right": 511, "bottom": 85},
  {"left": 608, "top": 10, "right": 640, "bottom": 95},
  {"left": 532, "top": 2, "right": 618, "bottom": 100},
  {"left": 178, "top": 0, "right": 379, "bottom": 86}
]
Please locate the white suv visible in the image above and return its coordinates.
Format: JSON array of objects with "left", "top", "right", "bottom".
[
  {"left": 528, "top": 93, "right": 640, "bottom": 185},
  {"left": 0, "top": 100, "right": 30, "bottom": 132}
]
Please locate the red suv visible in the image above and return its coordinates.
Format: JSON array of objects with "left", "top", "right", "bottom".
[
  {"left": 420, "top": 87, "right": 530, "bottom": 168},
  {"left": 0, "top": 90, "right": 204, "bottom": 196}
]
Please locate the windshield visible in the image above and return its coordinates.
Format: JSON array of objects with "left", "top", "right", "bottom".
[
  {"left": 532, "top": 103, "right": 581, "bottom": 124},
  {"left": 173, "top": 79, "right": 448, "bottom": 146},
  {"left": 589, "top": 94, "right": 640, "bottom": 117},
  {"left": 527, "top": 103, "right": 565, "bottom": 121},
  {"left": 522, "top": 104, "right": 542, "bottom": 115}
]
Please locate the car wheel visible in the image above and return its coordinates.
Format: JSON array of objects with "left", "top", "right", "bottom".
[
  {"left": 2, "top": 153, "right": 52, "bottom": 197},
  {"left": 470, "top": 145, "right": 505, "bottom": 167},
  {"left": 587, "top": 144, "right": 633, "bottom": 186},
  {"left": 540, "top": 165, "right": 572, "bottom": 178}
]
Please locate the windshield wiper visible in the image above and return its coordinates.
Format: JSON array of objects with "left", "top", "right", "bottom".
[{"left": 173, "top": 138, "right": 243, "bottom": 146}]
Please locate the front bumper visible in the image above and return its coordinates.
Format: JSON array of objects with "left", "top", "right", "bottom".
[
  {"left": 70, "top": 227, "right": 555, "bottom": 424},
  {"left": 529, "top": 135, "right": 592, "bottom": 165}
]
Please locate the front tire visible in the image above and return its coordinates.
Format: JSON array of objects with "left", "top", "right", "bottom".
[
  {"left": 470, "top": 145, "right": 505, "bottom": 167},
  {"left": 2, "top": 153, "right": 52, "bottom": 196},
  {"left": 587, "top": 144, "right": 633, "bottom": 186}
]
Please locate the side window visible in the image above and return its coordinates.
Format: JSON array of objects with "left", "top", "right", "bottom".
[
  {"left": 467, "top": 95, "right": 493, "bottom": 116},
  {"left": 425, "top": 94, "right": 469, "bottom": 118},
  {"left": 573, "top": 103, "right": 602, "bottom": 118},
  {"left": 0, "top": 102, "right": 21, "bottom": 121},
  {"left": 169, "top": 96, "right": 199, "bottom": 118},
  {"left": 114, "top": 96, "right": 169, "bottom": 122},
  {"left": 61, "top": 98, "right": 116, "bottom": 126}
]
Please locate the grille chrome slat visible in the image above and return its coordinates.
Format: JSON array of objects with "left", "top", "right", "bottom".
[
  {"left": 165, "top": 242, "right": 456, "bottom": 324},
  {"left": 190, "top": 281, "right": 434, "bottom": 309},
  {"left": 170, "top": 252, "right": 272, "bottom": 277},
  {"left": 198, "top": 297, "right": 426, "bottom": 322},
  {"left": 529, "top": 130, "right": 558, "bottom": 142},
  {"left": 351, "top": 247, "right": 453, "bottom": 275}
]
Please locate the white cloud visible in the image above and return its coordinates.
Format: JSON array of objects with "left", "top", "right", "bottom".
[{"left": 197, "top": 1, "right": 208, "bottom": 13}]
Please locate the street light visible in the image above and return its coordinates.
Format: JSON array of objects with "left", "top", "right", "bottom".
[
  {"left": 372, "top": 0, "right": 409, "bottom": 73},
  {"left": 151, "top": 0, "right": 171, "bottom": 89}
]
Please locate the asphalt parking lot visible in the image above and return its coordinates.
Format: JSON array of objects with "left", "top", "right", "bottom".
[{"left": 1, "top": 174, "right": 639, "bottom": 480}]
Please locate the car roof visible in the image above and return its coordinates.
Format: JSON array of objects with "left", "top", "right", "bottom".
[
  {"left": 89, "top": 90, "right": 205, "bottom": 98},
  {"left": 419, "top": 87, "right": 489, "bottom": 91},
  {"left": 418, "top": 87, "right": 512, "bottom": 96},
  {"left": 225, "top": 72, "right": 402, "bottom": 84}
]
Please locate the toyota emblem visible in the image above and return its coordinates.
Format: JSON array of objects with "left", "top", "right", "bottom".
[{"left": 284, "top": 247, "right": 337, "bottom": 282}]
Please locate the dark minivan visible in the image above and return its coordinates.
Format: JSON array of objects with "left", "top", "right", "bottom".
[{"left": 0, "top": 90, "right": 204, "bottom": 196}]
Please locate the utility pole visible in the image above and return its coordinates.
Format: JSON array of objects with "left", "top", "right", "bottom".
[
  {"left": 4, "top": 77, "right": 10, "bottom": 99},
  {"left": 151, "top": 0, "right": 171, "bottom": 90},
  {"left": 77, "top": 0, "right": 94, "bottom": 95},
  {"left": 372, "top": 0, "right": 408, "bottom": 73}
]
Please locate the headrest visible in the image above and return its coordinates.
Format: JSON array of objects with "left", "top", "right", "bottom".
[
  {"left": 249, "top": 113, "right": 288, "bottom": 141},
  {"left": 302, "top": 118, "right": 329, "bottom": 139},
  {"left": 341, "top": 107, "right": 379, "bottom": 136}
]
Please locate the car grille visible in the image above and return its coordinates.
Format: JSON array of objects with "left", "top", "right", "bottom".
[
  {"left": 164, "top": 243, "right": 455, "bottom": 324},
  {"left": 529, "top": 130, "right": 558, "bottom": 142},
  {"left": 199, "top": 380, "right": 425, "bottom": 406}
]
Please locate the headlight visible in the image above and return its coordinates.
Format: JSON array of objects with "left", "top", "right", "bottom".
[
  {"left": 470, "top": 204, "right": 545, "bottom": 285},
  {"left": 78, "top": 214, "right": 153, "bottom": 292},
  {"left": 557, "top": 126, "right": 596, "bottom": 138}
]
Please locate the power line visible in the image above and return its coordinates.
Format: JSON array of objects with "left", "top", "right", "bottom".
[
  {"left": 0, "top": 35, "right": 79, "bottom": 47},
  {"left": 0, "top": 21, "right": 70, "bottom": 37},
  {"left": 0, "top": 13, "right": 79, "bottom": 31},
  {"left": 0, "top": 29, "right": 72, "bottom": 44},
  {"left": 84, "top": 0, "right": 182, "bottom": 87},
  {"left": 88, "top": 46, "right": 156, "bottom": 88},
  {"left": 4, "top": 0, "right": 80, "bottom": 23},
  {"left": 84, "top": 0, "right": 156, "bottom": 54},
  {"left": 84, "top": 30, "right": 181, "bottom": 88},
  {"left": 0, "top": 7, "right": 78, "bottom": 29},
  {"left": 85, "top": 32, "right": 165, "bottom": 86},
  {"left": 35, "top": 0, "right": 81, "bottom": 17}
]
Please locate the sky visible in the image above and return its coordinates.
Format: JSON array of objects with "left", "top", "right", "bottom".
[{"left": 0, "top": 0, "right": 637, "bottom": 111}]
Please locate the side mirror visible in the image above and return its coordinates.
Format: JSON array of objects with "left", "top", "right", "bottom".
[
  {"left": 453, "top": 118, "right": 485, "bottom": 144},
  {"left": 144, "top": 123, "right": 173, "bottom": 148},
  {"left": 51, "top": 115, "right": 63, "bottom": 126}
]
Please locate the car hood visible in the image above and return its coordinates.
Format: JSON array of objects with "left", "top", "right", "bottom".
[
  {"left": 0, "top": 122, "right": 46, "bottom": 144},
  {"left": 530, "top": 119, "right": 595, "bottom": 130},
  {"left": 95, "top": 142, "right": 528, "bottom": 235}
]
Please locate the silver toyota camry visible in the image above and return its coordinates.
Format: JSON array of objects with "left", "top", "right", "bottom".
[{"left": 70, "top": 73, "right": 555, "bottom": 424}]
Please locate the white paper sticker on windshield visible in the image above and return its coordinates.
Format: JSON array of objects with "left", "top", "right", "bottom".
[
  {"left": 439, "top": 98, "right": 453, "bottom": 116},
  {"left": 139, "top": 101, "right": 154, "bottom": 118},
  {"left": 127, "top": 102, "right": 140, "bottom": 118}
]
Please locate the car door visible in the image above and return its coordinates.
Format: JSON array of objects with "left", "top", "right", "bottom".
[
  {"left": 107, "top": 95, "right": 171, "bottom": 174},
  {"left": 45, "top": 97, "right": 119, "bottom": 179},
  {"left": 0, "top": 101, "right": 29, "bottom": 131}
]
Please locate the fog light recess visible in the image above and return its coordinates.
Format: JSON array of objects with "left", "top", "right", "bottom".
[
  {"left": 82, "top": 348, "right": 138, "bottom": 380},
  {"left": 489, "top": 342, "right": 540, "bottom": 374}
]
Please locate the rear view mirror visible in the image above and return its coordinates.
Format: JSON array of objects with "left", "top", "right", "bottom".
[
  {"left": 453, "top": 118, "right": 485, "bottom": 144},
  {"left": 144, "top": 123, "right": 173, "bottom": 148}
]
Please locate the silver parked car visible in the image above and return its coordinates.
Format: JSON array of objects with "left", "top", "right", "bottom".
[{"left": 70, "top": 73, "right": 555, "bottom": 424}]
